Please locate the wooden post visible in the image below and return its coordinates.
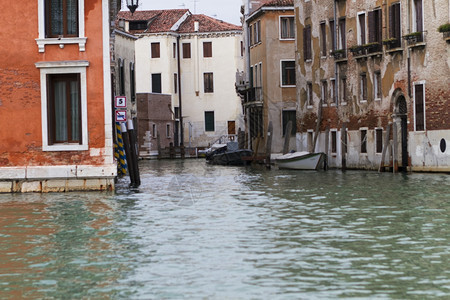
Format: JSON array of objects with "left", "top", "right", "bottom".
[
  {"left": 121, "top": 123, "right": 136, "bottom": 187},
  {"left": 389, "top": 140, "right": 394, "bottom": 172},
  {"left": 324, "top": 126, "right": 330, "bottom": 170},
  {"left": 312, "top": 101, "right": 323, "bottom": 153},
  {"left": 283, "top": 121, "right": 292, "bottom": 154},
  {"left": 127, "top": 120, "right": 141, "bottom": 187},
  {"left": 265, "top": 121, "right": 273, "bottom": 167},
  {"left": 157, "top": 132, "right": 162, "bottom": 159},
  {"left": 341, "top": 123, "right": 347, "bottom": 171},
  {"left": 378, "top": 124, "right": 391, "bottom": 172},
  {"left": 392, "top": 122, "right": 398, "bottom": 173}
]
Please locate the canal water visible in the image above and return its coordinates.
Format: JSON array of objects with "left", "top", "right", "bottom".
[{"left": 1, "top": 160, "right": 449, "bottom": 299}]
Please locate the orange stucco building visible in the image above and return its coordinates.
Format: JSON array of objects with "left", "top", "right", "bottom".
[{"left": 0, "top": 0, "right": 117, "bottom": 192}]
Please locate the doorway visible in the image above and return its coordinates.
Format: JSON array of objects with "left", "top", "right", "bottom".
[{"left": 396, "top": 96, "right": 408, "bottom": 171}]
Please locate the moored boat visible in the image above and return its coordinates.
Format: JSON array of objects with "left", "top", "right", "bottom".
[
  {"left": 205, "top": 142, "right": 253, "bottom": 166},
  {"left": 275, "top": 151, "right": 325, "bottom": 170}
]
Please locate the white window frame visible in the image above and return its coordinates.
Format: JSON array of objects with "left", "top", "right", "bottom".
[
  {"left": 330, "top": 78, "right": 336, "bottom": 106},
  {"left": 321, "top": 80, "right": 328, "bottom": 106},
  {"left": 35, "top": 60, "right": 89, "bottom": 151},
  {"left": 280, "top": 59, "right": 296, "bottom": 88},
  {"left": 360, "top": 127, "right": 369, "bottom": 155},
  {"left": 306, "top": 81, "right": 313, "bottom": 109},
  {"left": 413, "top": 81, "right": 426, "bottom": 131},
  {"left": 357, "top": 12, "right": 366, "bottom": 45},
  {"left": 412, "top": 0, "right": 424, "bottom": 33},
  {"left": 279, "top": 15, "right": 295, "bottom": 40},
  {"left": 330, "top": 129, "right": 338, "bottom": 154},
  {"left": 375, "top": 127, "right": 383, "bottom": 154},
  {"left": 374, "top": 71, "right": 382, "bottom": 101},
  {"left": 36, "top": 0, "right": 86, "bottom": 53}
]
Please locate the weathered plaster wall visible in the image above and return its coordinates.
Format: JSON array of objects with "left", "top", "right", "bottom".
[{"left": 294, "top": 0, "right": 450, "bottom": 171}]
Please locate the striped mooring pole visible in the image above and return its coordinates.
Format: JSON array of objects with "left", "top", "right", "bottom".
[{"left": 115, "top": 122, "right": 127, "bottom": 176}]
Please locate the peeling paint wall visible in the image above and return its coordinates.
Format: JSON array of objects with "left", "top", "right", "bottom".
[{"left": 294, "top": 0, "right": 450, "bottom": 172}]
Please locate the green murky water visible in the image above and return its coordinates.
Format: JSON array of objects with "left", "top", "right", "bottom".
[{"left": 1, "top": 160, "right": 449, "bottom": 299}]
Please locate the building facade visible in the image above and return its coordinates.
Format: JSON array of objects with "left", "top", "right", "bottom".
[
  {"left": 295, "top": 0, "right": 450, "bottom": 171},
  {"left": 117, "top": 10, "right": 244, "bottom": 152},
  {"left": 237, "top": 0, "right": 296, "bottom": 154},
  {"left": 0, "top": 0, "right": 117, "bottom": 192}
]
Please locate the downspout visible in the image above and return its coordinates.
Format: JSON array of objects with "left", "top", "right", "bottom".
[
  {"left": 334, "top": 0, "right": 339, "bottom": 106},
  {"left": 177, "top": 36, "right": 184, "bottom": 145},
  {"left": 194, "top": 21, "right": 200, "bottom": 95},
  {"left": 245, "top": 0, "right": 251, "bottom": 148},
  {"left": 407, "top": 0, "right": 412, "bottom": 98}
]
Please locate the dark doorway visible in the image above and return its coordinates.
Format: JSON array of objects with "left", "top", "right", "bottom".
[{"left": 397, "top": 96, "right": 408, "bottom": 171}]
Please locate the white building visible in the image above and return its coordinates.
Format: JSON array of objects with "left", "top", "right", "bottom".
[{"left": 117, "top": 9, "right": 245, "bottom": 149}]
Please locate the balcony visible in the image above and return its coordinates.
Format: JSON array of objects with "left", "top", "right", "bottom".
[
  {"left": 403, "top": 31, "right": 427, "bottom": 48},
  {"left": 331, "top": 49, "right": 347, "bottom": 61}
]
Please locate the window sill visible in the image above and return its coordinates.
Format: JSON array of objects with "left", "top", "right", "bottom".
[
  {"left": 307, "top": 105, "right": 313, "bottom": 109},
  {"left": 374, "top": 98, "right": 381, "bottom": 101},
  {"left": 330, "top": 103, "right": 337, "bottom": 107},
  {"left": 280, "top": 38, "right": 295, "bottom": 41},
  {"left": 36, "top": 37, "right": 87, "bottom": 53},
  {"left": 281, "top": 85, "right": 296, "bottom": 88},
  {"left": 360, "top": 100, "right": 367, "bottom": 103},
  {"left": 43, "top": 144, "right": 89, "bottom": 152},
  {"left": 340, "top": 102, "right": 347, "bottom": 106},
  {"left": 322, "top": 103, "right": 328, "bottom": 107}
]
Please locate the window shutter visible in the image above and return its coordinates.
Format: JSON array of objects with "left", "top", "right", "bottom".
[
  {"left": 303, "top": 27, "right": 307, "bottom": 60},
  {"left": 376, "top": 10, "right": 382, "bottom": 44},
  {"left": 415, "top": 84, "right": 424, "bottom": 131},
  {"left": 368, "top": 11, "right": 375, "bottom": 43},
  {"left": 389, "top": 5, "right": 394, "bottom": 38}
]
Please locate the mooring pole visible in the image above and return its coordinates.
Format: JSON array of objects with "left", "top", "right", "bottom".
[
  {"left": 121, "top": 123, "right": 136, "bottom": 187},
  {"left": 127, "top": 119, "right": 141, "bottom": 187}
]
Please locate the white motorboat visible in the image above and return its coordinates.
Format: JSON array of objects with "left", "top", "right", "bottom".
[{"left": 275, "top": 151, "right": 325, "bottom": 170}]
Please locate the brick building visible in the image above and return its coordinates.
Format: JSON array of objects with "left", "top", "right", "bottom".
[
  {"left": 0, "top": 0, "right": 117, "bottom": 192},
  {"left": 295, "top": 0, "right": 449, "bottom": 171}
]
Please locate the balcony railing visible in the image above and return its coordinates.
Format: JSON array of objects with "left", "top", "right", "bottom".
[{"left": 403, "top": 31, "right": 427, "bottom": 47}]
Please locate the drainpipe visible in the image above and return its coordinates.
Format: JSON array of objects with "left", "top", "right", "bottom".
[
  {"left": 177, "top": 36, "right": 184, "bottom": 146},
  {"left": 245, "top": 0, "right": 251, "bottom": 148},
  {"left": 334, "top": 0, "right": 339, "bottom": 107},
  {"left": 194, "top": 21, "right": 200, "bottom": 95},
  {"left": 407, "top": 0, "right": 412, "bottom": 98}
]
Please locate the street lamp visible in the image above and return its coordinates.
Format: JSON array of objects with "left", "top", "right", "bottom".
[{"left": 126, "top": 0, "right": 139, "bottom": 14}]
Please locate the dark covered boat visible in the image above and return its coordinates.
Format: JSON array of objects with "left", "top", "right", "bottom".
[{"left": 205, "top": 142, "right": 252, "bottom": 166}]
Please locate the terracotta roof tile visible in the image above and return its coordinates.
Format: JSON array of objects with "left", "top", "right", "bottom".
[
  {"left": 250, "top": 0, "right": 293, "bottom": 14},
  {"left": 178, "top": 14, "right": 241, "bottom": 33},
  {"left": 116, "top": 9, "right": 241, "bottom": 34}
]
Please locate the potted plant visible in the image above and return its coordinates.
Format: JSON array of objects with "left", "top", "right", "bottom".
[
  {"left": 403, "top": 32, "right": 422, "bottom": 44},
  {"left": 383, "top": 38, "right": 397, "bottom": 45},
  {"left": 349, "top": 45, "right": 365, "bottom": 56},
  {"left": 332, "top": 49, "right": 346, "bottom": 59},
  {"left": 363, "top": 42, "right": 381, "bottom": 53},
  {"left": 438, "top": 23, "right": 450, "bottom": 38}
]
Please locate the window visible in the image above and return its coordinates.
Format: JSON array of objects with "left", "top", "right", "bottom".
[
  {"left": 119, "top": 58, "right": 125, "bottom": 96},
  {"left": 307, "top": 82, "right": 313, "bottom": 106},
  {"left": 249, "top": 66, "right": 254, "bottom": 88},
  {"left": 303, "top": 25, "right": 312, "bottom": 60},
  {"left": 173, "top": 43, "right": 177, "bottom": 58},
  {"left": 152, "top": 74, "right": 162, "bottom": 93},
  {"left": 182, "top": 43, "right": 191, "bottom": 58},
  {"left": 308, "top": 131, "right": 314, "bottom": 150},
  {"left": 254, "top": 65, "right": 258, "bottom": 87},
  {"left": 320, "top": 22, "right": 327, "bottom": 56},
  {"left": 129, "top": 21, "right": 147, "bottom": 30},
  {"left": 174, "top": 107, "right": 180, "bottom": 119},
  {"left": 36, "top": 61, "right": 88, "bottom": 151},
  {"left": 39, "top": 0, "right": 86, "bottom": 52},
  {"left": 331, "top": 131, "right": 337, "bottom": 153},
  {"left": 338, "top": 18, "right": 346, "bottom": 50},
  {"left": 166, "top": 124, "right": 171, "bottom": 138},
  {"left": 360, "top": 73, "right": 367, "bottom": 102},
  {"left": 414, "top": 83, "right": 425, "bottom": 131},
  {"left": 256, "top": 20, "right": 261, "bottom": 43},
  {"left": 330, "top": 19, "right": 336, "bottom": 51},
  {"left": 375, "top": 128, "right": 383, "bottom": 153},
  {"left": 47, "top": 74, "right": 81, "bottom": 145},
  {"left": 130, "top": 62, "right": 136, "bottom": 102},
  {"left": 151, "top": 42, "right": 160, "bottom": 58},
  {"left": 360, "top": 129, "right": 367, "bottom": 153},
  {"left": 389, "top": 3, "right": 402, "bottom": 48},
  {"left": 374, "top": 71, "right": 381, "bottom": 100},
  {"left": 228, "top": 121, "right": 236, "bottom": 135},
  {"left": 205, "top": 111, "right": 215, "bottom": 132},
  {"left": 280, "top": 16, "right": 295, "bottom": 39},
  {"left": 174, "top": 73, "right": 178, "bottom": 94},
  {"left": 412, "top": 0, "right": 423, "bottom": 41},
  {"left": 204, "top": 73, "right": 214, "bottom": 93},
  {"left": 321, "top": 80, "right": 328, "bottom": 105},
  {"left": 368, "top": 9, "right": 382, "bottom": 48},
  {"left": 282, "top": 110, "right": 297, "bottom": 136},
  {"left": 152, "top": 124, "right": 157, "bottom": 138},
  {"left": 281, "top": 60, "right": 296, "bottom": 86},
  {"left": 330, "top": 78, "right": 336, "bottom": 105},
  {"left": 340, "top": 76, "right": 347, "bottom": 104},
  {"left": 203, "top": 42, "right": 212, "bottom": 57},
  {"left": 249, "top": 25, "right": 253, "bottom": 46},
  {"left": 358, "top": 13, "right": 366, "bottom": 45},
  {"left": 240, "top": 41, "right": 244, "bottom": 56},
  {"left": 45, "top": 0, "right": 78, "bottom": 38}
]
